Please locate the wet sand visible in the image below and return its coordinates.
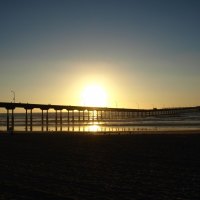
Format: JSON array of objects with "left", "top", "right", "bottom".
[{"left": 0, "top": 132, "right": 200, "bottom": 199}]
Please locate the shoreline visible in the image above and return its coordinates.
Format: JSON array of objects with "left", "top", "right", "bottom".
[{"left": 1, "top": 129, "right": 200, "bottom": 135}]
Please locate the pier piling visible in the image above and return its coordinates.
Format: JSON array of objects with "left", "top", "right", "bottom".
[{"left": 0, "top": 102, "right": 198, "bottom": 133}]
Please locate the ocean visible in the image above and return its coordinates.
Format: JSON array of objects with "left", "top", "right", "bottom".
[{"left": 1, "top": 109, "right": 200, "bottom": 133}]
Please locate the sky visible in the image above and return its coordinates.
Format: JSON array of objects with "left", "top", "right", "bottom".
[{"left": 0, "top": 0, "right": 200, "bottom": 109}]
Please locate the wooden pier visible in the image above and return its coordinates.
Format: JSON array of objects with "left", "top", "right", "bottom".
[{"left": 0, "top": 102, "right": 199, "bottom": 132}]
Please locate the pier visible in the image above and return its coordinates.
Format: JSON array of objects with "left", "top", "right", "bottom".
[{"left": 0, "top": 102, "right": 199, "bottom": 132}]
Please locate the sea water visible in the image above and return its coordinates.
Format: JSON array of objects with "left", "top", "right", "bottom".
[{"left": 0, "top": 110, "right": 200, "bottom": 133}]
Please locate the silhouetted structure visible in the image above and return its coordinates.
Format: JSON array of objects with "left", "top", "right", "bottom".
[{"left": 0, "top": 102, "right": 199, "bottom": 132}]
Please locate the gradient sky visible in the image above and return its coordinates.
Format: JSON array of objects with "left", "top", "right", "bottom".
[{"left": 0, "top": 0, "right": 200, "bottom": 108}]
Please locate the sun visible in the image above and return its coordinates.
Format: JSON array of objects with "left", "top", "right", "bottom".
[{"left": 81, "top": 85, "right": 108, "bottom": 107}]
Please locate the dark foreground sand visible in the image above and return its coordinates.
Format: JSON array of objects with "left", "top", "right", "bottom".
[{"left": 0, "top": 132, "right": 200, "bottom": 200}]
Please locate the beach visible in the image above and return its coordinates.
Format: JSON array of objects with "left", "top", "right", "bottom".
[{"left": 0, "top": 132, "right": 200, "bottom": 199}]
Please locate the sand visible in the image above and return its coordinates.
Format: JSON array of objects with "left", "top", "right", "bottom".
[{"left": 0, "top": 132, "right": 200, "bottom": 199}]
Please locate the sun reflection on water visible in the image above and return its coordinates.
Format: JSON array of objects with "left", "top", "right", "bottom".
[{"left": 88, "top": 125, "right": 100, "bottom": 132}]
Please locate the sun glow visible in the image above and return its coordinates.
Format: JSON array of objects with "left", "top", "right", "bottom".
[{"left": 81, "top": 85, "right": 108, "bottom": 107}]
